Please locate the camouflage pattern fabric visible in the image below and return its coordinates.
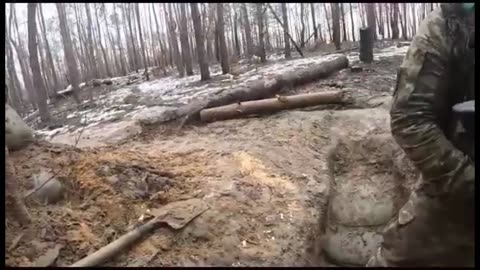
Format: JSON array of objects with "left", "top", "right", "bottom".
[{"left": 367, "top": 4, "right": 475, "bottom": 267}]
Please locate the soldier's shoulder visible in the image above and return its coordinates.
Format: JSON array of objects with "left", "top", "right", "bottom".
[
  {"left": 414, "top": 7, "right": 449, "bottom": 51},
  {"left": 413, "top": 4, "right": 471, "bottom": 56}
]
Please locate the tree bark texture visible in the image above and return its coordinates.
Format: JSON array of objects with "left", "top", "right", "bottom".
[
  {"left": 190, "top": 3, "right": 210, "bottom": 81},
  {"left": 200, "top": 91, "right": 344, "bottom": 122},
  {"left": 56, "top": 3, "right": 81, "bottom": 104},
  {"left": 217, "top": 3, "right": 230, "bottom": 74},
  {"left": 27, "top": 3, "right": 50, "bottom": 122},
  {"left": 359, "top": 27, "right": 374, "bottom": 63},
  {"left": 331, "top": 3, "right": 341, "bottom": 50}
]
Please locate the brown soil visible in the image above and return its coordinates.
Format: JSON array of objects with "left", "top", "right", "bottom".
[{"left": 6, "top": 44, "right": 416, "bottom": 267}]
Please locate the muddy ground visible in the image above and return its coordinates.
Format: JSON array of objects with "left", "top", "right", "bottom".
[{"left": 6, "top": 41, "right": 418, "bottom": 267}]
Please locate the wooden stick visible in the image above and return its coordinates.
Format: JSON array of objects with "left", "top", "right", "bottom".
[{"left": 69, "top": 218, "right": 160, "bottom": 267}]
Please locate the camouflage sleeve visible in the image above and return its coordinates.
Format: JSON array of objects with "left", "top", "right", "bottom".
[{"left": 390, "top": 8, "right": 474, "bottom": 194}]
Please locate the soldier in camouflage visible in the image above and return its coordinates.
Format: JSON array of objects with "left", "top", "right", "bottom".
[{"left": 367, "top": 3, "right": 475, "bottom": 267}]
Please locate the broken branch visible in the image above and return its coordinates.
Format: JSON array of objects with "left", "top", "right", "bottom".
[{"left": 267, "top": 3, "right": 304, "bottom": 57}]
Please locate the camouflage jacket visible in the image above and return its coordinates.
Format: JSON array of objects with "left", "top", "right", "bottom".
[{"left": 391, "top": 3, "right": 475, "bottom": 197}]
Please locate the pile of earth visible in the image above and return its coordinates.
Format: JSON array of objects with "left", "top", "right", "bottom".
[
  {"left": 6, "top": 42, "right": 417, "bottom": 267},
  {"left": 6, "top": 103, "right": 417, "bottom": 267}
]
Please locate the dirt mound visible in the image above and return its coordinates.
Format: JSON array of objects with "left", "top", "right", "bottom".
[
  {"left": 7, "top": 46, "right": 416, "bottom": 265},
  {"left": 5, "top": 141, "right": 203, "bottom": 266},
  {"left": 321, "top": 133, "right": 417, "bottom": 266},
  {"left": 7, "top": 105, "right": 421, "bottom": 267},
  {"left": 6, "top": 126, "right": 329, "bottom": 267}
]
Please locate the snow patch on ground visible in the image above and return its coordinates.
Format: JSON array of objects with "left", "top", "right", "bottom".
[
  {"left": 346, "top": 45, "right": 408, "bottom": 63},
  {"left": 35, "top": 125, "right": 75, "bottom": 140},
  {"left": 37, "top": 45, "right": 409, "bottom": 145},
  {"left": 99, "top": 87, "right": 134, "bottom": 105}
]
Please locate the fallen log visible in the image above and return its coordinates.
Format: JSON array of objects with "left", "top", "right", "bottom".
[
  {"left": 206, "top": 56, "right": 347, "bottom": 107},
  {"left": 135, "top": 56, "right": 349, "bottom": 126},
  {"left": 200, "top": 91, "right": 344, "bottom": 122}
]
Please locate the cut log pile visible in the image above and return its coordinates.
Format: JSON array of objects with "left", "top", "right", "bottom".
[
  {"left": 206, "top": 55, "right": 349, "bottom": 109},
  {"left": 156, "top": 55, "right": 350, "bottom": 125}
]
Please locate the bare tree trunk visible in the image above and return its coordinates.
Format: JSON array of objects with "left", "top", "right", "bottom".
[
  {"left": 256, "top": 3, "right": 267, "bottom": 62},
  {"left": 35, "top": 28, "right": 52, "bottom": 97},
  {"left": 179, "top": 4, "right": 194, "bottom": 76},
  {"left": 152, "top": 4, "right": 167, "bottom": 75},
  {"left": 300, "top": 3, "right": 306, "bottom": 47},
  {"left": 378, "top": 4, "right": 385, "bottom": 38},
  {"left": 323, "top": 3, "right": 333, "bottom": 42},
  {"left": 134, "top": 3, "right": 149, "bottom": 80},
  {"left": 190, "top": 3, "right": 210, "bottom": 81},
  {"left": 398, "top": 7, "right": 405, "bottom": 40},
  {"left": 217, "top": 3, "right": 230, "bottom": 74},
  {"left": 6, "top": 8, "right": 25, "bottom": 113},
  {"left": 6, "top": 72, "right": 24, "bottom": 114},
  {"left": 358, "top": 3, "right": 365, "bottom": 28},
  {"left": 331, "top": 3, "right": 341, "bottom": 50},
  {"left": 6, "top": 47, "right": 24, "bottom": 112},
  {"left": 420, "top": 4, "right": 425, "bottom": 21},
  {"left": 228, "top": 4, "right": 237, "bottom": 59},
  {"left": 130, "top": 6, "right": 144, "bottom": 69},
  {"left": 385, "top": 3, "right": 391, "bottom": 39},
  {"left": 214, "top": 24, "right": 220, "bottom": 63},
  {"left": 143, "top": 12, "right": 152, "bottom": 68},
  {"left": 103, "top": 4, "right": 119, "bottom": 76},
  {"left": 27, "top": 3, "right": 50, "bottom": 122},
  {"left": 125, "top": 4, "right": 139, "bottom": 72},
  {"left": 120, "top": 4, "right": 132, "bottom": 71},
  {"left": 349, "top": 3, "right": 356, "bottom": 42},
  {"left": 411, "top": 4, "right": 417, "bottom": 36},
  {"left": 91, "top": 12, "right": 106, "bottom": 78},
  {"left": 241, "top": 3, "right": 254, "bottom": 58},
  {"left": 264, "top": 14, "right": 272, "bottom": 51},
  {"left": 340, "top": 3, "right": 348, "bottom": 41},
  {"left": 233, "top": 9, "right": 241, "bottom": 57},
  {"left": 113, "top": 4, "right": 127, "bottom": 75},
  {"left": 39, "top": 4, "right": 59, "bottom": 93},
  {"left": 56, "top": 3, "right": 81, "bottom": 104},
  {"left": 281, "top": 3, "right": 291, "bottom": 59},
  {"left": 85, "top": 3, "right": 99, "bottom": 79},
  {"left": 94, "top": 4, "right": 112, "bottom": 78},
  {"left": 391, "top": 3, "right": 399, "bottom": 39},
  {"left": 203, "top": 4, "right": 213, "bottom": 61},
  {"left": 401, "top": 3, "right": 408, "bottom": 40},
  {"left": 310, "top": 3, "right": 318, "bottom": 41},
  {"left": 366, "top": 3, "right": 377, "bottom": 41},
  {"left": 73, "top": 4, "right": 89, "bottom": 81},
  {"left": 268, "top": 4, "right": 304, "bottom": 58},
  {"left": 165, "top": 3, "right": 184, "bottom": 77},
  {"left": 359, "top": 27, "right": 374, "bottom": 63},
  {"left": 146, "top": 4, "right": 157, "bottom": 68},
  {"left": 10, "top": 5, "right": 36, "bottom": 109}
]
